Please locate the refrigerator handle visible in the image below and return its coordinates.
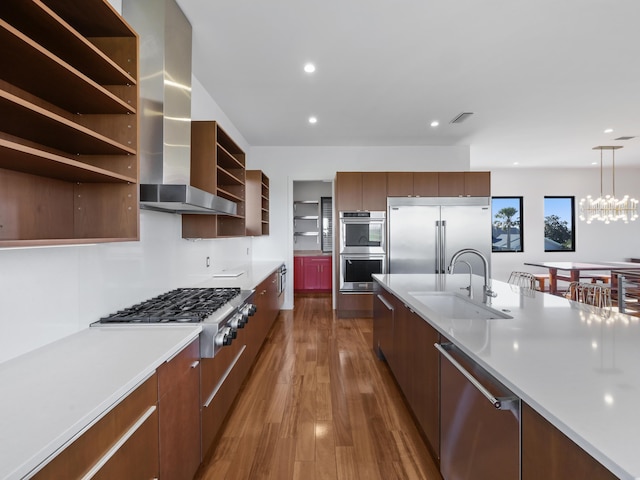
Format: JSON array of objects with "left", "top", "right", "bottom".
[
  {"left": 435, "top": 220, "right": 440, "bottom": 273},
  {"left": 440, "top": 220, "right": 447, "bottom": 274}
]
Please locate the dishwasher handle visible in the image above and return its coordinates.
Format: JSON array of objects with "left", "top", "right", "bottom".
[{"left": 435, "top": 342, "right": 517, "bottom": 411}]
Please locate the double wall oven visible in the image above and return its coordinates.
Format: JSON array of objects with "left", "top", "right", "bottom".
[{"left": 339, "top": 211, "right": 386, "bottom": 292}]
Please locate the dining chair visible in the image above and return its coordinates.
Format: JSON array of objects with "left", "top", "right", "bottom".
[
  {"left": 565, "top": 282, "right": 612, "bottom": 309},
  {"left": 508, "top": 271, "right": 537, "bottom": 290}
]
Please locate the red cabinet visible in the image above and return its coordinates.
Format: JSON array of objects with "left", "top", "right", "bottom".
[{"left": 294, "top": 255, "right": 332, "bottom": 292}]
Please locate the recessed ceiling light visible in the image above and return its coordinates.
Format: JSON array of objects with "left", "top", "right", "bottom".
[
  {"left": 604, "top": 128, "right": 613, "bottom": 133},
  {"left": 430, "top": 121, "right": 439, "bottom": 127},
  {"left": 592, "top": 162, "right": 598, "bottom": 165},
  {"left": 513, "top": 162, "right": 519, "bottom": 165},
  {"left": 308, "top": 116, "right": 317, "bottom": 124},
  {"left": 304, "top": 63, "right": 316, "bottom": 73}
]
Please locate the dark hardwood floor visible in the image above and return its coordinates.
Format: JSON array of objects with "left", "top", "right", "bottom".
[{"left": 195, "top": 293, "right": 440, "bottom": 479}]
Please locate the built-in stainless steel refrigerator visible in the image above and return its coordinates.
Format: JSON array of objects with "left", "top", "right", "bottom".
[{"left": 387, "top": 197, "right": 491, "bottom": 276}]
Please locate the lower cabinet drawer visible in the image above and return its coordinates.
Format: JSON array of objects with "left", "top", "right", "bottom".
[
  {"left": 201, "top": 343, "right": 247, "bottom": 456},
  {"left": 32, "top": 374, "right": 159, "bottom": 479}
]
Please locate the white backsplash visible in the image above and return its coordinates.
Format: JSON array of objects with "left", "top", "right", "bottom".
[{"left": 0, "top": 209, "right": 251, "bottom": 364}]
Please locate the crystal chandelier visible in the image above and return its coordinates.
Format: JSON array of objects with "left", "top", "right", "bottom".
[{"left": 579, "top": 146, "right": 638, "bottom": 224}]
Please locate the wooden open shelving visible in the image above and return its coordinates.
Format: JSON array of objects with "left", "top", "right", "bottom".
[
  {"left": 182, "top": 121, "right": 247, "bottom": 238},
  {"left": 0, "top": 0, "right": 139, "bottom": 247},
  {"left": 246, "top": 170, "right": 269, "bottom": 236}
]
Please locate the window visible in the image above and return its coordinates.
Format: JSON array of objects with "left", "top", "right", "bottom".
[
  {"left": 544, "top": 196, "right": 575, "bottom": 252},
  {"left": 492, "top": 197, "right": 523, "bottom": 252}
]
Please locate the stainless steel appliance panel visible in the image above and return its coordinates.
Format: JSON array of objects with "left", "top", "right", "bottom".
[
  {"left": 387, "top": 197, "right": 491, "bottom": 275},
  {"left": 387, "top": 205, "right": 439, "bottom": 274},
  {"left": 440, "top": 204, "right": 491, "bottom": 275},
  {"left": 340, "top": 254, "right": 386, "bottom": 292},
  {"left": 437, "top": 343, "right": 520, "bottom": 480},
  {"left": 339, "top": 211, "right": 386, "bottom": 254}
]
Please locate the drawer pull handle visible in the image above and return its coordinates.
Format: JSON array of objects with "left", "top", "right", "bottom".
[
  {"left": 80, "top": 406, "right": 156, "bottom": 480},
  {"left": 190, "top": 361, "right": 200, "bottom": 369},
  {"left": 435, "top": 343, "right": 517, "bottom": 411},
  {"left": 376, "top": 294, "right": 393, "bottom": 311}
]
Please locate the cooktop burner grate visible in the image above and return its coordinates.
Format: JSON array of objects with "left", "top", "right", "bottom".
[{"left": 99, "top": 287, "right": 241, "bottom": 323}]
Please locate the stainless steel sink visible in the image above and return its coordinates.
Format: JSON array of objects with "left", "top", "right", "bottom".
[{"left": 408, "top": 292, "right": 513, "bottom": 319}]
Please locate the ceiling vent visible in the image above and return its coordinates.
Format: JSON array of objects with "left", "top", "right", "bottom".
[
  {"left": 450, "top": 112, "right": 474, "bottom": 124},
  {"left": 614, "top": 136, "right": 636, "bottom": 141}
]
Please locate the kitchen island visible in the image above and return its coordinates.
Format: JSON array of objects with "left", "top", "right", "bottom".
[{"left": 374, "top": 273, "right": 640, "bottom": 479}]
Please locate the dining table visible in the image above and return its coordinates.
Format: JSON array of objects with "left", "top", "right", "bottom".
[{"left": 523, "top": 261, "right": 640, "bottom": 295}]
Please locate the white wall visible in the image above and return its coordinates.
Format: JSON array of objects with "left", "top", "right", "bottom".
[
  {"left": 248, "top": 145, "right": 471, "bottom": 308},
  {"left": 490, "top": 167, "right": 640, "bottom": 282},
  {"left": 0, "top": 75, "right": 252, "bottom": 364}
]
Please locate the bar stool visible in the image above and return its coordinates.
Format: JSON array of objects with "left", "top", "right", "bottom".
[
  {"left": 565, "top": 282, "right": 612, "bottom": 308},
  {"left": 508, "top": 271, "right": 537, "bottom": 290}
]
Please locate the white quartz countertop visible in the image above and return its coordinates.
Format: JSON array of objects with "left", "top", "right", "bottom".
[
  {"left": 0, "top": 260, "right": 285, "bottom": 480},
  {"left": 374, "top": 273, "right": 640, "bottom": 480},
  {"left": 0, "top": 326, "right": 201, "bottom": 480},
  {"left": 187, "top": 260, "right": 284, "bottom": 290}
]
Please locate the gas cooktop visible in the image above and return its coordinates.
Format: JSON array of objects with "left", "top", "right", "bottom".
[{"left": 98, "top": 287, "right": 241, "bottom": 324}]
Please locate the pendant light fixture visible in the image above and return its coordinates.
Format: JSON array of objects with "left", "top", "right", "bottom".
[{"left": 579, "top": 146, "right": 638, "bottom": 224}]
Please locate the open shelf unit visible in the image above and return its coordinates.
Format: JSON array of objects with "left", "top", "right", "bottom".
[
  {"left": 246, "top": 170, "right": 269, "bottom": 236},
  {"left": 293, "top": 200, "right": 320, "bottom": 245},
  {"left": 0, "top": 0, "right": 139, "bottom": 247},
  {"left": 182, "top": 121, "right": 246, "bottom": 238}
]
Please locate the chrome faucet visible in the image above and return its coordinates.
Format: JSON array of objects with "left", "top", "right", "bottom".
[
  {"left": 451, "top": 260, "right": 473, "bottom": 299},
  {"left": 448, "top": 248, "right": 497, "bottom": 304}
]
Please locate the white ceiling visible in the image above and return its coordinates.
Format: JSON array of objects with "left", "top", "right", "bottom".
[{"left": 176, "top": 0, "right": 640, "bottom": 169}]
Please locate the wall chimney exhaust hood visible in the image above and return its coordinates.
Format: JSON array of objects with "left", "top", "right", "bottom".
[{"left": 123, "top": 0, "right": 237, "bottom": 215}]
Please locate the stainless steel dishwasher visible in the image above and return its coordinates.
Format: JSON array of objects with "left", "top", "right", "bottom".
[{"left": 435, "top": 342, "right": 520, "bottom": 480}]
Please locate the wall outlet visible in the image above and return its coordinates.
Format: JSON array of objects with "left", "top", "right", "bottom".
[{"left": 206, "top": 256, "right": 210, "bottom": 267}]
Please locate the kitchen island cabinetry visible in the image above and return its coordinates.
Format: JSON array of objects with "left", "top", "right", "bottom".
[
  {"left": 157, "top": 337, "right": 201, "bottom": 480},
  {"left": 182, "top": 121, "right": 246, "bottom": 238},
  {"left": 294, "top": 254, "right": 332, "bottom": 292},
  {"left": 0, "top": 0, "right": 140, "bottom": 248},
  {"left": 373, "top": 274, "right": 634, "bottom": 479},
  {"left": 373, "top": 288, "right": 440, "bottom": 459},
  {"left": 521, "top": 403, "right": 617, "bottom": 480},
  {"left": 31, "top": 374, "right": 159, "bottom": 480}
]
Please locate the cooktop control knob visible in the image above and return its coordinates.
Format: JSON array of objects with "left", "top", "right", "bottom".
[
  {"left": 243, "top": 304, "right": 257, "bottom": 316},
  {"left": 230, "top": 313, "right": 246, "bottom": 329},
  {"left": 215, "top": 327, "right": 234, "bottom": 347}
]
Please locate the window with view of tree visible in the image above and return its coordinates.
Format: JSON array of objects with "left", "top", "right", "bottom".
[
  {"left": 544, "top": 197, "right": 575, "bottom": 252},
  {"left": 492, "top": 197, "right": 523, "bottom": 252}
]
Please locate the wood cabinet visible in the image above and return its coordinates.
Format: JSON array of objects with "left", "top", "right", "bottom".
[
  {"left": 201, "top": 269, "right": 281, "bottom": 458},
  {"left": 372, "top": 289, "right": 440, "bottom": 460},
  {"left": 387, "top": 172, "right": 439, "bottom": 197},
  {"left": 182, "top": 121, "right": 246, "bottom": 238},
  {"left": 158, "top": 338, "right": 201, "bottom": 480},
  {"left": 201, "top": 331, "right": 248, "bottom": 457},
  {"left": 32, "top": 375, "right": 158, "bottom": 480},
  {"left": 335, "top": 171, "right": 387, "bottom": 211},
  {"left": 438, "top": 171, "right": 491, "bottom": 197},
  {"left": 294, "top": 255, "right": 332, "bottom": 292},
  {"left": 245, "top": 170, "right": 269, "bottom": 236},
  {"left": 0, "top": 0, "right": 139, "bottom": 247},
  {"left": 521, "top": 403, "right": 617, "bottom": 480}
]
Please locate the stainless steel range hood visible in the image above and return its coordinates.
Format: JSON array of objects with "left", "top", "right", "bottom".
[{"left": 123, "top": 0, "right": 237, "bottom": 215}]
